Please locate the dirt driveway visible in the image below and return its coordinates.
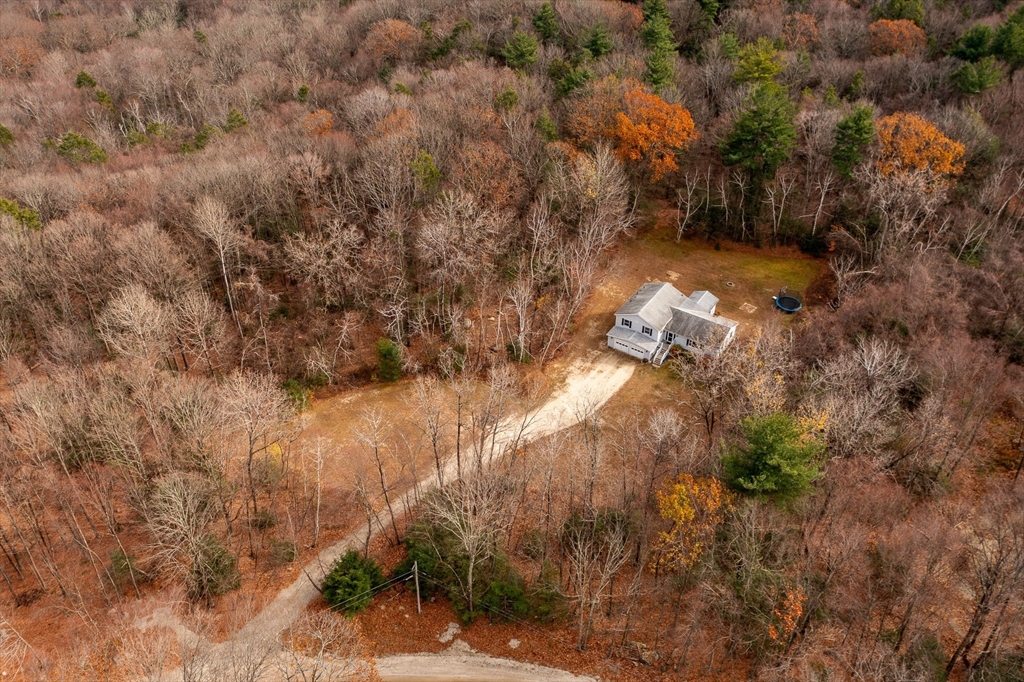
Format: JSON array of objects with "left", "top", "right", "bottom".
[
  {"left": 231, "top": 349, "right": 634, "bottom": 646},
  {"left": 130, "top": 348, "right": 634, "bottom": 680}
]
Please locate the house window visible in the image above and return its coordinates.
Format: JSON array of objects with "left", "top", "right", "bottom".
[
  {"left": 686, "top": 338, "right": 697, "bottom": 348},
  {"left": 641, "top": 326, "right": 653, "bottom": 337},
  {"left": 665, "top": 332, "right": 675, "bottom": 343},
  {"left": 621, "top": 318, "right": 632, "bottom": 329}
]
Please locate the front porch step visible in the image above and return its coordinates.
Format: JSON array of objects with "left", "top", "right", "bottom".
[{"left": 651, "top": 342, "right": 671, "bottom": 367}]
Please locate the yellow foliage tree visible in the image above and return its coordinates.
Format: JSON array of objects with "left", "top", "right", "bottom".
[
  {"left": 769, "top": 585, "right": 806, "bottom": 644},
  {"left": 876, "top": 112, "right": 966, "bottom": 179},
  {"left": 652, "top": 474, "right": 731, "bottom": 573}
]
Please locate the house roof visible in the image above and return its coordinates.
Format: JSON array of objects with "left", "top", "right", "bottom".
[
  {"left": 614, "top": 282, "right": 689, "bottom": 330},
  {"left": 680, "top": 290, "right": 718, "bottom": 313},
  {"left": 666, "top": 307, "right": 738, "bottom": 346},
  {"left": 606, "top": 326, "right": 659, "bottom": 352}
]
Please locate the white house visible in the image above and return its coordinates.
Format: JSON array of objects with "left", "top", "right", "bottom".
[{"left": 606, "top": 282, "right": 738, "bottom": 365}]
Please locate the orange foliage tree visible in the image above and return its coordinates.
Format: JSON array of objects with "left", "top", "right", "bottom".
[
  {"left": 651, "top": 474, "right": 731, "bottom": 573},
  {"left": 0, "top": 36, "right": 45, "bottom": 77},
  {"left": 869, "top": 19, "right": 927, "bottom": 56},
  {"left": 876, "top": 112, "right": 966, "bottom": 178},
  {"left": 302, "top": 109, "right": 334, "bottom": 136},
  {"left": 609, "top": 84, "right": 699, "bottom": 181},
  {"left": 783, "top": 13, "right": 820, "bottom": 50},
  {"left": 365, "top": 19, "right": 422, "bottom": 62},
  {"left": 566, "top": 78, "right": 699, "bottom": 181}
]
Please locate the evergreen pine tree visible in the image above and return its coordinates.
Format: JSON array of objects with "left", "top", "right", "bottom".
[
  {"left": 502, "top": 31, "right": 540, "bottom": 70},
  {"left": 832, "top": 104, "right": 876, "bottom": 178},
  {"left": 720, "top": 82, "right": 797, "bottom": 185},
  {"left": 532, "top": 3, "right": 560, "bottom": 45},
  {"left": 584, "top": 24, "right": 613, "bottom": 58}
]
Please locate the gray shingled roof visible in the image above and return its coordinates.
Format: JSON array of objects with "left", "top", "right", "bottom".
[
  {"left": 666, "top": 307, "right": 738, "bottom": 343},
  {"left": 614, "top": 282, "right": 689, "bottom": 330},
  {"left": 684, "top": 290, "right": 718, "bottom": 313},
  {"left": 606, "top": 326, "right": 659, "bottom": 352}
]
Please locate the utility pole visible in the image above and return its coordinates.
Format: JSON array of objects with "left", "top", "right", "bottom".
[{"left": 413, "top": 561, "right": 421, "bottom": 614}]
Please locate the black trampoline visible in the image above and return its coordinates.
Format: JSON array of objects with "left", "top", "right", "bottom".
[{"left": 774, "top": 288, "right": 803, "bottom": 313}]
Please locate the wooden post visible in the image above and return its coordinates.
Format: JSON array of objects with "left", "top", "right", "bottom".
[{"left": 413, "top": 561, "right": 421, "bottom": 614}]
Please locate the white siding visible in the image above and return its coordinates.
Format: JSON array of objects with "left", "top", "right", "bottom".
[{"left": 607, "top": 336, "right": 651, "bottom": 360}]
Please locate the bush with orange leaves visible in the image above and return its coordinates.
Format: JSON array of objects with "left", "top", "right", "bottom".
[
  {"left": 610, "top": 85, "right": 699, "bottom": 181},
  {"left": 302, "top": 109, "right": 334, "bottom": 137},
  {"left": 876, "top": 112, "right": 965, "bottom": 178},
  {"left": 365, "top": 19, "right": 422, "bottom": 63},
  {"left": 869, "top": 19, "right": 926, "bottom": 56}
]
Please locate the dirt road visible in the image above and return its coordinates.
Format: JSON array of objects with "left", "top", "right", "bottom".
[{"left": 375, "top": 648, "right": 596, "bottom": 681}]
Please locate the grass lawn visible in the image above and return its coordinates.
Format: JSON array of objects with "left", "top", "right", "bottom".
[{"left": 568, "top": 220, "right": 825, "bottom": 417}]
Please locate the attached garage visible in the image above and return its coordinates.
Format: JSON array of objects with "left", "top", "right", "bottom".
[{"left": 606, "top": 327, "right": 658, "bottom": 361}]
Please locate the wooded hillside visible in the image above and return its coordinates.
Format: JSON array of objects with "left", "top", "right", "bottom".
[{"left": 1, "top": 0, "right": 1024, "bottom": 679}]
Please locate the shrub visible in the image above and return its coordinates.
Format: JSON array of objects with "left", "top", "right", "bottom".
[
  {"left": 322, "top": 550, "right": 385, "bottom": 614},
  {"left": 297, "top": 84, "right": 309, "bottom": 102},
  {"left": 0, "top": 198, "right": 41, "bottom": 230},
  {"left": 75, "top": 71, "right": 96, "bottom": 88},
  {"left": 555, "top": 66, "right": 593, "bottom": 97},
  {"left": 536, "top": 110, "right": 558, "bottom": 141},
  {"left": 376, "top": 338, "right": 403, "bottom": 382},
  {"left": 181, "top": 124, "right": 221, "bottom": 152},
  {"left": 190, "top": 535, "right": 240, "bottom": 600},
  {"left": 0, "top": 123, "right": 13, "bottom": 147},
  {"left": 870, "top": 19, "right": 927, "bottom": 56},
  {"left": 253, "top": 509, "right": 276, "bottom": 529},
  {"left": 223, "top": 108, "right": 248, "bottom": 133},
  {"left": 269, "top": 539, "right": 298, "bottom": 565},
  {"left": 722, "top": 412, "right": 824, "bottom": 501},
  {"left": 282, "top": 379, "right": 313, "bottom": 411},
  {"left": 96, "top": 90, "right": 113, "bottom": 107},
  {"left": 495, "top": 85, "right": 519, "bottom": 110},
  {"left": 110, "top": 550, "right": 146, "bottom": 590},
  {"left": 55, "top": 132, "right": 107, "bottom": 163}
]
